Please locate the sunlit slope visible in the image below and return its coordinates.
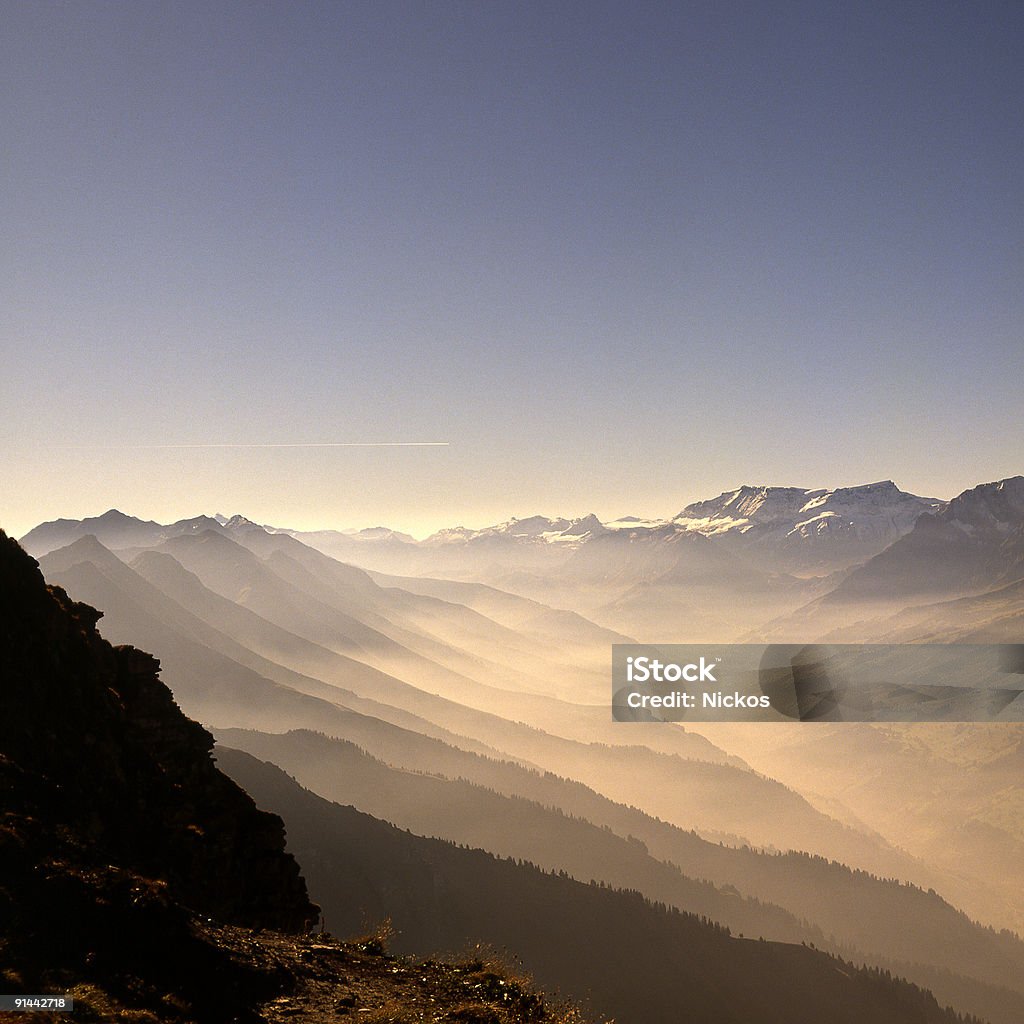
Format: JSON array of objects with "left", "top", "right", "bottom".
[
  {"left": 39, "top": 538, "right": 507, "bottom": 756},
  {"left": 43, "top": 539, "right": 755, "bottom": 786},
  {"left": 160, "top": 528, "right": 609, "bottom": 703},
  {"left": 38, "top": 535, "right": 940, "bottom": 878},
  {"left": 131, "top": 539, "right": 723, "bottom": 764}
]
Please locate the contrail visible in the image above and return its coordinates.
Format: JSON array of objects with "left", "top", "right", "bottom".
[{"left": 52, "top": 442, "right": 451, "bottom": 449}]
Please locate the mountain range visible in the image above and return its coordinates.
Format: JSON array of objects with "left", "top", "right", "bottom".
[
  {"left": 17, "top": 478, "right": 942, "bottom": 579},
  {"left": 10, "top": 472, "right": 1024, "bottom": 1023}
]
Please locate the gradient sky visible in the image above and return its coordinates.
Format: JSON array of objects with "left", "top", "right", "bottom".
[{"left": 3, "top": 1, "right": 1022, "bottom": 538}]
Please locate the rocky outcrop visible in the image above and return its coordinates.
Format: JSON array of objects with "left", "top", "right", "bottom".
[{"left": 0, "top": 528, "right": 317, "bottom": 1018}]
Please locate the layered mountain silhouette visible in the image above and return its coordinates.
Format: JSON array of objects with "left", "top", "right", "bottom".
[
  {"left": 220, "top": 748, "right": 978, "bottom": 1024},
  {"left": 14, "top": 473, "right": 1024, "bottom": 1023},
  {"left": 20, "top": 509, "right": 226, "bottom": 556},
  {"left": 34, "top": 532, "right": 935, "bottom": 880},
  {"left": 215, "top": 725, "right": 1024, "bottom": 1021}
]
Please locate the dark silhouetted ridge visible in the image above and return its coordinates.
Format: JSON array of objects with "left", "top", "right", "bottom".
[{"left": 0, "top": 528, "right": 316, "bottom": 1018}]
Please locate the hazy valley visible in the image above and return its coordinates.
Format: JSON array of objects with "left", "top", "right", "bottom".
[{"left": 3, "top": 475, "right": 1021, "bottom": 1021}]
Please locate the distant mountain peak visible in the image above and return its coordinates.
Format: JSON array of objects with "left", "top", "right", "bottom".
[
  {"left": 669, "top": 481, "right": 941, "bottom": 573},
  {"left": 171, "top": 514, "right": 224, "bottom": 533},
  {"left": 224, "top": 514, "right": 262, "bottom": 530},
  {"left": 812, "top": 476, "right": 1024, "bottom": 606},
  {"left": 504, "top": 515, "right": 572, "bottom": 536},
  {"left": 557, "top": 513, "right": 608, "bottom": 538},
  {"left": 20, "top": 510, "right": 165, "bottom": 558},
  {"left": 676, "top": 481, "right": 934, "bottom": 526},
  {"left": 675, "top": 485, "right": 816, "bottom": 531},
  {"left": 349, "top": 526, "right": 416, "bottom": 543},
  {"left": 95, "top": 508, "right": 136, "bottom": 522},
  {"left": 423, "top": 515, "right": 574, "bottom": 545},
  {"left": 942, "top": 475, "right": 1024, "bottom": 527},
  {"left": 52, "top": 532, "right": 118, "bottom": 559}
]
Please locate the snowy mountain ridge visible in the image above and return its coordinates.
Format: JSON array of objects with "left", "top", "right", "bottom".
[{"left": 672, "top": 481, "right": 939, "bottom": 541}]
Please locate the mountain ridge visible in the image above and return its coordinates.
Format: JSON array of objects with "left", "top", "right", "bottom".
[{"left": 19, "top": 476, "right": 946, "bottom": 566}]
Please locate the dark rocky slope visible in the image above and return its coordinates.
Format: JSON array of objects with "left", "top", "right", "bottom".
[{"left": 0, "top": 527, "right": 318, "bottom": 1018}]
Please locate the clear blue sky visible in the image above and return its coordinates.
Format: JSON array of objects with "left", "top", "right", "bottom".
[{"left": 2, "top": 1, "right": 1021, "bottom": 536}]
